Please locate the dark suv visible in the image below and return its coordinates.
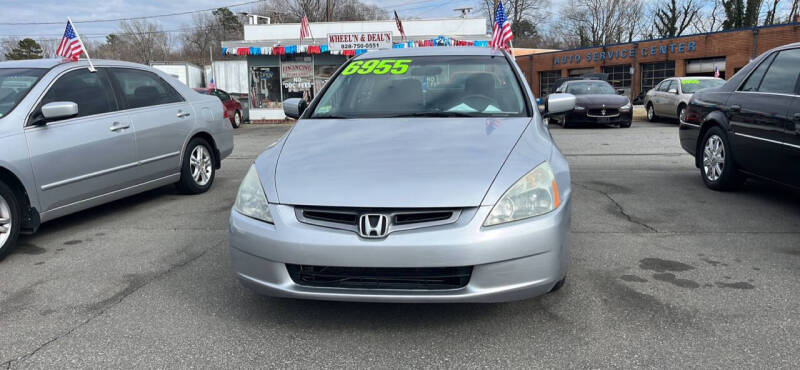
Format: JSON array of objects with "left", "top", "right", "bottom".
[{"left": 680, "top": 42, "right": 800, "bottom": 190}]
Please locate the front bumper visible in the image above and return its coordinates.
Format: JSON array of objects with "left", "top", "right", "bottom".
[
  {"left": 564, "top": 110, "right": 632, "bottom": 125},
  {"left": 228, "top": 198, "right": 572, "bottom": 303}
]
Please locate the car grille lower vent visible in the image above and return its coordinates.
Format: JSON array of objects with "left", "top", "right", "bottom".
[{"left": 286, "top": 265, "right": 473, "bottom": 290}]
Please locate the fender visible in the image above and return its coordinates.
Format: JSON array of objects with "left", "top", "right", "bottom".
[{"left": 696, "top": 109, "right": 737, "bottom": 168}]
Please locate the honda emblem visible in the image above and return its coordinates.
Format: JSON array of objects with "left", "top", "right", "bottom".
[{"left": 358, "top": 214, "right": 389, "bottom": 238}]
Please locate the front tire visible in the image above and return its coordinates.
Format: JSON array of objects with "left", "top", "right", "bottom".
[
  {"left": 177, "top": 138, "right": 216, "bottom": 194},
  {"left": 232, "top": 111, "right": 242, "bottom": 129},
  {"left": 646, "top": 103, "right": 657, "bottom": 122},
  {"left": 620, "top": 120, "right": 632, "bottom": 128},
  {"left": 0, "top": 181, "right": 21, "bottom": 261},
  {"left": 677, "top": 105, "right": 687, "bottom": 123},
  {"left": 700, "top": 127, "right": 744, "bottom": 191}
]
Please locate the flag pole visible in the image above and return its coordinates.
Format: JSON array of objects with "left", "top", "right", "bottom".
[
  {"left": 509, "top": 40, "right": 514, "bottom": 57},
  {"left": 68, "top": 17, "right": 96, "bottom": 72}
]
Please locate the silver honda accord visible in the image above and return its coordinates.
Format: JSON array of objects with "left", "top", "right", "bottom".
[
  {"left": 229, "top": 47, "right": 576, "bottom": 303},
  {"left": 0, "top": 59, "right": 233, "bottom": 260}
]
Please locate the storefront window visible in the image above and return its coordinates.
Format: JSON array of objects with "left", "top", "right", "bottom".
[
  {"left": 539, "top": 70, "right": 561, "bottom": 96},
  {"left": 641, "top": 61, "right": 675, "bottom": 95},
  {"left": 250, "top": 66, "right": 282, "bottom": 109},
  {"left": 602, "top": 65, "right": 631, "bottom": 89},
  {"left": 281, "top": 55, "right": 313, "bottom": 103}
]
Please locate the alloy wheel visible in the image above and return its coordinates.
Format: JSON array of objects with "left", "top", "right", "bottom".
[
  {"left": 703, "top": 135, "right": 725, "bottom": 182},
  {"left": 234, "top": 112, "right": 241, "bottom": 126},
  {"left": 679, "top": 107, "right": 686, "bottom": 122},
  {"left": 190, "top": 145, "right": 213, "bottom": 186},
  {"left": 0, "top": 193, "right": 11, "bottom": 248},
  {"left": 647, "top": 105, "right": 654, "bottom": 120}
]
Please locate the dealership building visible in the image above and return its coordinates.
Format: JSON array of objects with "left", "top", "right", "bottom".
[
  {"left": 515, "top": 23, "right": 800, "bottom": 100},
  {"left": 221, "top": 18, "right": 490, "bottom": 120}
]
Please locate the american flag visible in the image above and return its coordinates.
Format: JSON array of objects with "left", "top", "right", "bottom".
[
  {"left": 56, "top": 20, "right": 84, "bottom": 60},
  {"left": 394, "top": 11, "right": 406, "bottom": 40},
  {"left": 714, "top": 66, "right": 720, "bottom": 78},
  {"left": 300, "top": 15, "right": 312, "bottom": 41},
  {"left": 490, "top": 2, "right": 513, "bottom": 50}
]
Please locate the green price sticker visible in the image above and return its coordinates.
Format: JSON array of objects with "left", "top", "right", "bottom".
[
  {"left": 341, "top": 59, "right": 412, "bottom": 76},
  {"left": 682, "top": 79, "right": 700, "bottom": 84}
]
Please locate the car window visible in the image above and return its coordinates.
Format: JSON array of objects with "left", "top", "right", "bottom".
[
  {"left": 657, "top": 80, "right": 671, "bottom": 92},
  {"left": 680, "top": 79, "right": 725, "bottom": 93},
  {"left": 565, "top": 81, "right": 616, "bottom": 95},
  {"left": 217, "top": 90, "right": 232, "bottom": 101},
  {"left": 757, "top": 49, "right": 800, "bottom": 95},
  {"left": 740, "top": 52, "right": 776, "bottom": 92},
  {"left": 39, "top": 68, "right": 117, "bottom": 119},
  {"left": 310, "top": 55, "right": 527, "bottom": 118},
  {"left": 110, "top": 68, "right": 183, "bottom": 109},
  {"left": 0, "top": 68, "right": 46, "bottom": 118}
]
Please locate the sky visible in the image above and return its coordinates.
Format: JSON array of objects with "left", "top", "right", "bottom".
[{"left": 0, "top": 0, "right": 479, "bottom": 42}]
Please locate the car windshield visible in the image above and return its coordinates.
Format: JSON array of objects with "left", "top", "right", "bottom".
[
  {"left": 681, "top": 79, "right": 725, "bottom": 93},
  {"left": 565, "top": 82, "right": 616, "bottom": 95},
  {"left": 310, "top": 55, "right": 527, "bottom": 118},
  {"left": 0, "top": 68, "right": 46, "bottom": 118}
]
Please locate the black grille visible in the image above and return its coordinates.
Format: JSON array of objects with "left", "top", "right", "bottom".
[
  {"left": 302, "top": 210, "right": 358, "bottom": 225},
  {"left": 286, "top": 264, "right": 472, "bottom": 290},
  {"left": 394, "top": 211, "right": 453, "bottom": 225},
  {"left": 588, "top": 108, "right": 619, "bottom": 116}
]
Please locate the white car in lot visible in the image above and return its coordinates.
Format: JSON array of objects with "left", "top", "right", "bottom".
[{"left": 644, "top": 77, "right": 725, "bottom": 122}]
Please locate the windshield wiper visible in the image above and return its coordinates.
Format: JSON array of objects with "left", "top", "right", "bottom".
[{"left": 390, "top": 112, "right": 478, "bottom": 118}]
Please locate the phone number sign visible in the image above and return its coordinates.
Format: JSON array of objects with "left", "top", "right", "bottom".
[{"left": 327, "top": 32, "right": 393, "bottom": 51}]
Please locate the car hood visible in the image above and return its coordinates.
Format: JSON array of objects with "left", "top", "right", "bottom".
[
  {"left": 272, "top": 117, "right": 534, "bottom": 208},
  {"left": 574, "top": 94, "right": 629, "bottom": 108}
]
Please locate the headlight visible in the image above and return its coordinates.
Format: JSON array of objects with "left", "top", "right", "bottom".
[
  {"left": 620, "top": 102, "right": 632, "bottom": 112},
  {"left": 234, "top": 165, "right": 273, "bottom": 224},
  {"left": 484, "top": 162, "right": 561, "bottom": 226},
  {"left": 574, "top": 106, "right": 585, "bottom": 111}
]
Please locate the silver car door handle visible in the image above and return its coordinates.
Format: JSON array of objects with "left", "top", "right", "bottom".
[
  {"left": 109, "top": 122, "right": 130, "bottom": 132},
  {"left": 177, "top": 111, "right": 191, "bottom": 118}
]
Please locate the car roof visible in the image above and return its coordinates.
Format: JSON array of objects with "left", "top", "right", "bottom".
[
  {"left": 565, "top": 80, "right": 611, "bottom": 85},
  {"left": 0, "top": 58, "right": 154, "bottom": 70},
  {"left": 675, "top": 76, "right": 721, "bottom": 80},
  {"left": 355, "top": 47, "right": 507, "bottom": 60}
]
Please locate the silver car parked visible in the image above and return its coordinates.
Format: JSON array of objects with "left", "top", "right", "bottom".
[
  {"left": 0, "top": 59, "right": 233, "bottom": 259},
  {"left": 229, "top": 48, "right": 576, "bottom": 303},
  {"left": 643, "top": 76, "right": 725, "bottom": 122}
]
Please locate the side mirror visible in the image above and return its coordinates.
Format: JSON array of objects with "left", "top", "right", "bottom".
[
  {"left": 616, "top": 89, "right": 625, "bottom": 95},
  {"left": 543, "top": 93, "right": 576, "bottom": 117},
  {"left": 668, "top": 88, "right": 678, "bottom": 94},
  {"left": 283, "top": 98, "right": 307, "bottom": 120},
  {"left": 40, "top": 101, "right": 78, "bottom": 123}
]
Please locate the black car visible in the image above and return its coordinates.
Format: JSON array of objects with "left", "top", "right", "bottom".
[
  {"left": 680, "top": 42, "right": 800, "bottom": 190},
  {"left": 549, "top": 80, "right": 632, "bottom": 128}
]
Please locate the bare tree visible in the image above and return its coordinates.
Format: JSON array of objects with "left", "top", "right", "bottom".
[
  {"left": 791, "top": 0, "right": 799, "bottom": 21},
  {"left": 118, "top": 20, "right": 171, "bottom": 64},
  {"left": 763, "top": 0, "right": 781, "bottom": 24},
  {"left": 479, "top": 0, "right": 550, "bottom": 45},
  {"left": 652, "top": 0, "right": 701, "bottom": 37},
  {"left": 557, "top": 0, "right": 640, "bottom": 47},
  {"left": 694, "top": 0, "right": 726, "bottom": 32},
  {"left": 251, "top": 0, "right": 385, "bottom": 23}
]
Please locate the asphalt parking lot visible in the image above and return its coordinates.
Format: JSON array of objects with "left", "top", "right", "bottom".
[{"left": 2, "top": 120, "right": 799, "bottom": 368}]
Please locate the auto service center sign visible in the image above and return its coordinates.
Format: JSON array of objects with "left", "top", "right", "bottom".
[{"left": 327, "top": 32, "right": 393, "bottom": 51}]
